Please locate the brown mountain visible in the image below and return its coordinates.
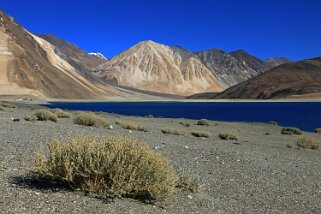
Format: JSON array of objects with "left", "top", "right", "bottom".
[
  {"left": 95, "top": 41, "right": 223, "bottom": 96},
  {"left": 215, "top": 57, "right": 321, "bottom": 99},
  {"left": 0, "top": 10, "right": 144, "bottom": 99}
]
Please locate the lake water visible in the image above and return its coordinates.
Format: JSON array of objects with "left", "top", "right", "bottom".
[{"left": 42, "top": 102, "right": 321, "bottom": 132}]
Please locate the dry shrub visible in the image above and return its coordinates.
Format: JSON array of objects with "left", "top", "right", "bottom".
[
  {"left": 314, "top": 128, "right": 321, "bottom": 134},
  {"left": 35, "top": 137, "right": 178, "bottom": 202},
  {"left": 24, "top": 115, "right": 36, "bottom": 122},
  {"left": 219, "top": 132, "right": 238, "bottom": 140},
  {"left": 161, "top": 128, "right": 184, "bottom": 136},
  {"left": 73, "top": 112, "right": 110, "bottom": 127},
  {"left": 196, "top": 119, "right": 210, "bottom": 126},
  {"left": 191, "top": 131, "right": 210, "bottom": 138},
  {"left": 176, "top": 177, "right": 201, "bottom": 193},
  {"left": 281, "top": 127, "right": 302, "bottom": 135},
  {"left": 179, "top": 122, "right": 191, "bottom": 127},
  {"left": 296, "top": 138, "right": 320, "bottom": 150},
  {"left": 0, "top": 106, "right": 4, "bottom": 111},
  {"left": 34, "top": 110, "right": 57, "bottom": 122},
  {"left": 51, "top": 109, "right": 71, "bottom": 118},
  {"left": 0, "top": 102, "right": 16, "bottom": 108},
  {"left": 121, "top": 122, "right": 146, "bottom": 131}
]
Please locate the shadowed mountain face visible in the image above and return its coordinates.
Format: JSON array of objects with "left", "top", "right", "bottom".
[
  {"left": 195, "top": 49, "right": 258, "bottom": 88},
  {"left": 230, "top": 50, "right": 291, "bottom": 73},
  {"left": 38, "top": 34, "right": 107, "bottom": 71},
  {"left": 215, "top": 57, "right": 321, "bottom": 99},
  {"left": 95, "top": 41, "right": 223, "bottom": 96},
  {"left": 0, "top": 10, "right": 130, "bottom": 99}
]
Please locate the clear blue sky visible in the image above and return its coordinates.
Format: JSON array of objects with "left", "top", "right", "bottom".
[{"left": 1, "top": 0, "right": 320, "bottom": 60}]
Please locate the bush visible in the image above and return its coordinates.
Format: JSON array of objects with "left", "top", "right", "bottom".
[
  {"left": 34, "top": 110, "right": 57, "bottom": 122},
  {"left": 51, "top": 109, "right": 71, "bottom": 118},
  {"left": 73, "top": 112, "right": 110, "bottom": 127},
  {"left": 281, "top": 127, "right": 302, "bottom": 135},
  {"left": 196, "top": 119, "right": 210, "bottom": 126},
  {"left": 179, "top": 122, "right": 191, "bottom": 127},
  {"left": 145, "top": 114, "right": 154, "bottom": 118},
  {"left": 296, "top": 138, "right": 320, "bottom": 150},
  {"left": 269, "top": 121, "right": 278, "bottom": 125},
  {"left": 161, "top": 128, "right": 184, "bottom": 136},
  {"left": 191, "top": 131, "right": 210, "bottom": 138},
  {"left": 219, "top": 132, "right": 238, "bottom": 140},
  {"left": 0, "top": 102, "right": 16, "bottom": 108},
  {"left": 121, "top": 122, "right": 146, "bottom": 131},
  {"left": 24, "top": 115, "right": 36, "bottom": 122},
  {"left": 0, "top": 106, "right": 4, "bottom": 111},
  {"left": 176, "top": 177, "right": 201, "bottom": 193},
  {"left": 314, "top": 128, "right": 321, "bottom": 133},
  {"left": 35, "top": 137, "right": 178, "bottom": 202}
]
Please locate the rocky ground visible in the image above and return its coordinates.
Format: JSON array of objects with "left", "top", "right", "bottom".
[{"left": 0, "top": 103, "right": 321, "bottom": 213}]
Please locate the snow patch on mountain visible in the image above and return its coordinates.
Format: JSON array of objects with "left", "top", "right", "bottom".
[{"left": 89, "top": 52, "right": 107, "bottom": 60}]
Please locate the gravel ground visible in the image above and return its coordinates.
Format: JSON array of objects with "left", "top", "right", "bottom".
[{"left": 0, "top": 104, "right": 321, "bottom": 214}]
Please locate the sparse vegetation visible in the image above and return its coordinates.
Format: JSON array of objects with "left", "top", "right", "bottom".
[
  {"left": 314, "top": 128, "right": 321, "bottom": 133},
  {"left": 34, "top": 110, "right": 57, "bottom": 122},
  {"left": 24, "top": 115, "right": 36, "bottom": 122},
  {"left": 145, "top": 114, "right": 154, "bottom": 118},
  {"left": 176, "top": 177, "right": 201, "bottom": 193},
  {"left": 281, "top": 127, "right": 302, "bottom": 135},
  {"left": 0, "top": 102, "right": 16, "bottom": 108},
  {"left": 35, "top": 137, "right": 178, "bottom": 202},
  {"left": 121, "top": 122, "right": 146, "bottom": 131},
  {"left": 191, "top": 131, "right": 210, "bottom": 138},
  {"left": 196, "top": 119, "right": 210, "bottom": 126},
  {"left": 73, "top": 112, "right": 110, "bottom": 127},
  {"left": 51, "top": 109, "right": 71, "bottom": 118},
  {"left": 269, "top": 121, "right": 278, "bottom": 125},
  {"left": 161, "top": 128, "right": 184, "bottom": 136},
  {"left": 219, "top": 132, "right": 238, "bottom": 140},
  {"left": 286, "top": 144, "right": 293, "bottom": 148},
  {"left": 0, "top": 106, "right": 4, "bottom": 111},
  {"left": 296, "top": 138, "right": 320, "bottom": 150},
  {"left": 179, "top": 122, "right": 191, "bottom": 127},
  {"left": 265, "top": 132, "right": 271, "bottom": 135}
]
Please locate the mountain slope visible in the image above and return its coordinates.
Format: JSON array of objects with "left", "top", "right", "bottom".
[
  {"left": 95, "top": 41, "right": 223, "bottom": 96},
  {"left": 231, "top": 50, "right": 291, "bottom": 73},
  {"left": 215, "top": 57, "right": 321, "bottom": 99},
  {"left": 195, "top": 49, "right": 258, "bottom": 88},
  {"left": 0, "top": 10, "right": 134, "bottom": 99},
  {"left": 38, "top": 34, "right": 107, "bottom": 70}
]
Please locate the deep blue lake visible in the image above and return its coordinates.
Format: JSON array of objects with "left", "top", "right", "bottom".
[{"left": 42, "top": 102, "right": 321, "bottom": 132}]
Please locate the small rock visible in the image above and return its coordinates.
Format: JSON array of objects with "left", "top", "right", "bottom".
[
  {"left": 129, "top": 130, "right": 132, "bottom": 133},
  {"left": 183, "top": 146, "right": 189, "bottom": 149},
  {"left": 154, "top": 146, "right": 161, "bottom": 151},
  {"left": 187, "top": 195, "right": 193, "bottom": 199},
  {"left": 108, "top": 125, "right": 113, "bottom": 129}
]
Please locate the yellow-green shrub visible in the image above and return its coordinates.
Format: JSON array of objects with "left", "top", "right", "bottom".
[
  {"left": 191, "top": 131, "right": 210, "bottom": 138},
  {"left": 24, "top": 115, "right": 36, "bottom": 122},
  {"left": 34, "top": 110, "right": 57, "bottom": 122},
  {"left": 196, "top": 119, "right": 210, "bottom": 126},
  {"left": 120, "top": 122, "right": 145, "bottom": 131},
  {"left": 219, "top": 132, "right": 238, "bottom": 140},
  {"left": 296, "top": 138, "right": 320, "bottom": 150},
  {"left": 51, "top": 109, "right": 71, "bottom": 118},
  {"left": 73, "top": 112, "right": 110, "bottom": 127},
  {"left": 161, "top": 128, "right": 184, "bottom": 136},
  {"left": 35, "top": 137, "right": 178, "bottom": 201}
]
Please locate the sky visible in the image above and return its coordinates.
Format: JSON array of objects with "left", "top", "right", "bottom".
[{"left": 0, "top": 0, "right": 320, "bottom": 61}]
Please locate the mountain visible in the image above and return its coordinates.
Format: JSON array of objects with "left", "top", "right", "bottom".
[
  {"left": 88, "top": 52, "right": 107, "bottom": 60},
  {"left": 95, "top": 40, "right": 223, "bottom": 96},
  {"left": 231, "top": 50, "right": 291, "bottom": 73},
  {"left": 195, "top": 49, "right": 258, "bottom": 88},
  {"left": 38, "top": 34, "right": 107, "bottom": 70},
  {"left": 215, "top": 57, "right": 321, "bottom": 99},
  {"left": 0, "top": 10, "right": 146, "bottom": 99}
]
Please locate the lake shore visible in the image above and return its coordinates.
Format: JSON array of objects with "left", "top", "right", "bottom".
[{"left": 0, "top": 103, "right": 321, "bottom": 213}]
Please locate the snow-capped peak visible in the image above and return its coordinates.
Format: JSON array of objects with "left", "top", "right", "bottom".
[{"left": 88, "top": 52, "right": 107, "bottom": 60}]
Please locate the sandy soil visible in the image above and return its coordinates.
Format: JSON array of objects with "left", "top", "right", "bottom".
[{"left": 0, "top": 103, "right": 320, "bottom": 213}]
